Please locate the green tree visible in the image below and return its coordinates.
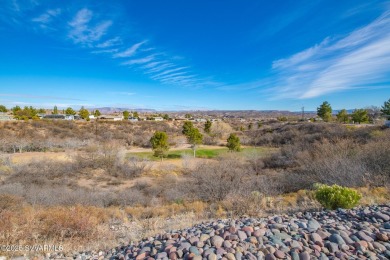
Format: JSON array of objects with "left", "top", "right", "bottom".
[
  {"left": 0, "top": 105, "right": 7, "bottom": 112},
  {"left": 227, "top": 133, "right": 241, "bottom": 152},
  {"left": 248, "top": 122, "right": 253, "bottom": 130},
  {"left": 11, "top": 106, "right": 37, "bottom": 119},
  {"left": 185, "top": 113, "right": 192, "bottom": 119},
  {"left": 381, "top": 98, "right": 390, "bottom": 118},
  {"left": 317, "top": 101, "right": 332, "bottom": 122},
  {"left": 123, "top": 110, "right": 130, "bottom": 120},
  {"left": 163, "top": 114, "right": 169, "bottom": 120},
  {"left": 29, "top": 106, "right": 37, "bottom": 117},
  {"left": 204, "top": 120, "right": 212, "bottom": 134},
  {"left": 65, "top": 107, "right": 76, "bottom": 115},
  {"left": 150, "top": 131, "right": 169, "bottom": 160},
  {"left": 79, "top": 106, "right": 90, "bottom": 120},
  {"left": 187, "top": 128, "right": 203, "bottom": 157},
  {"left": 182, "top": 121, "right": 194, "bottom": 136},
  {"left": 351, "top": 109, "right": 369, "bottom": 124},
  {"left": 133, "top": 111, "right": 139, "bottom": 118},
  {"left": 336, "top": 109, "right": 349, "bottom": 124},
  {"left": 53, "top": 105, "right": 58, "bottom": 114},
  {"left": 94, "top": 110, "right": 101, "bottom": 117},
  {"left": 38, "top": 108, "right": 46, "bottom": 114},
  {"left": 11, "top": 106, "right": 21, "bottom": 114}
]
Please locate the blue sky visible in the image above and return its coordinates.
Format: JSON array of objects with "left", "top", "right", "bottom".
[{"left": 0, "top": 0, "right": 390, "bottom": 111}]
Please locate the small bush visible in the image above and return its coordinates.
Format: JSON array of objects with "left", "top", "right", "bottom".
[{"left": 314, "top": 184, "right": 361, "bottom": 210}]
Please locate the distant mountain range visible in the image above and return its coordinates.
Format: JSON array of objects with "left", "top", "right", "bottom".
[
  {"left": 92, "top": 107, "right": 156, "bottom": 114},
  {"left": 90, "top": 107, "right": 367, "bottom": 115}
]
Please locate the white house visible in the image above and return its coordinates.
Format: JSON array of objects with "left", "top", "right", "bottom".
[
  {"left": 0, "top": 112, "right": 14, "bottom": 121},
  {"left": 43, "top": 114, "right": 78, "bottom": 120},
  {"left": 154, "top": 117, "right": 164, "bottom": 121},
  {"left": 98, "top": 115, "right": 124, "bottom": 121},
  {"left": 128, "top": 117, "right": 138, "bottom": 122}
]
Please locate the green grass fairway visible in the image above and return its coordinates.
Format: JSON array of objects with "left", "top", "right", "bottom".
[{"left": 127, "top": 146, "right": 277, "bottom": 161}]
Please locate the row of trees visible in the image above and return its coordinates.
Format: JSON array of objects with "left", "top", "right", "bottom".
[
  {"left": 0, "top": 104, "right": 102, "bottom": 120},
  {"left": 317, "top": 98, "right": 390, "bottom": 123},
  {"left": 150, "top": 121, "right": 241, "bottom": 160}
]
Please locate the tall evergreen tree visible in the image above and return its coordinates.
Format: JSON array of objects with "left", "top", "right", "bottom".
[
  {"left": 150, "top": 131, "right": 169, "bottom": 160},
  {"left": 336, "top": 109, "right": 349, "bottom": 124},
  {"left": 317, "top": 101, "right": 332, "bottom": 122},
  {"left": 0, "top": 105, "right": 7, "bottom": 112},
  {"left": 351, "top": 109, "right": 369, "bottom": 124},
  {"left": 187, "top": 128, "right": 203, "bottom": 158},
  {"left": 94, "top": 109, "right": 101, "bottom": 117},
  {"left": 204, "top": 120, "right": 212, "bottom": 134},
  {"left": 227, "top": 133, "right": 241, "bottom": 152},
  {"left": 123, "top": 110, "right": 130, "bottom": 119},
  {"left": 182, "top": 121, "right": 194, "bottom": 136},
  {"left": 65, "top": 107, "right": 76, "bottom": 115},
  {"left": 79, "top": 106, "right": 90, "bottom": 120},
  {"left": 381, "top": 98, "right": 390, "bottom": 118}
]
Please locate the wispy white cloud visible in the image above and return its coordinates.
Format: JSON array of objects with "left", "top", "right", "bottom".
[
  {"left": 96, "top": 36, "right": 122, "bottom": 48},
  {"left": 121, "top": 55, "right": 155, "bottom": 66},
  {"left": 151, "top": 71, "right": 188, "bottom": 81},
  {"left": 151, "top": 67, "right": 189, "bottom": 78},
  {"left": 142, "top": 61, "right": 164, "bottom": 69},
  {"left": 32, "top": 8, "right": 61, "bottom": 24},
  {"left": 113, "top": 41, "right": 146, "bottom": 58},
  {"left": 267, "top": 9, "right": 390, "bottom": 99},
  {"left": 68, "top": 8, "right": 112, "bottom": 45},
  {"left": 91, "top": 48, "right": 119, "bottom": 54},
  {"left": 145, "top": 63, "right": 175, "bottom": 74},
  {"left": 3, "top": 3, "right": 219, "bottom": 90}
]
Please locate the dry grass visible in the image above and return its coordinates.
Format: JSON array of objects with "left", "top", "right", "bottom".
[{"left": 0, "top": 186, "right": 389, "bottom": 258}]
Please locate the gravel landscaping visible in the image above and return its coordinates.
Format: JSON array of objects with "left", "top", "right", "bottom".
[{"left": 61, "top": 204, "right": 390, "bottom": 260}]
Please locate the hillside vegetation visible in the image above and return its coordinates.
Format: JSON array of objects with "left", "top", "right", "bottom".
[{"left": 0, "top": 120, "right": 389, "bottom": 256}]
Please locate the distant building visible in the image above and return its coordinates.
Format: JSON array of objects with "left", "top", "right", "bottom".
[
  {"left": 88, "top": 115, "right": 96, "bottom": 120},
  {"left": 37, "top": 113, "right": 46, "bottom": 119},
  {"left": 98, "top": 115, "right": 123, "bottom": 121},
  {"left": 194, "top": 118, "right": 207, "bottom": 122},
  {"left": 43, "top": 114, "right": 78, "bottom": 120},
  {"left": 154, "top": 117, "right": 164, "bottom": 121},
  {"left": 128, "top": 117, "right": 138, "bottom": 122},
  {"left": 0, "top": 112, "right": 14, "bottom": 121}
]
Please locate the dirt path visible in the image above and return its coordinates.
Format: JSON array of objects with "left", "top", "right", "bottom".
[{"left": 11, "top": 151, "right": 70, "bottom": 163}]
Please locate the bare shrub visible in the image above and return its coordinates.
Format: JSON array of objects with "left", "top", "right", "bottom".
[
  {"left": 120, "top": 156, "right": 151, "bottom": 178},
  {"left": 358, "top": 135, "right": 390, "bottom": 185},
  {"left": 0, "top": 194, "right": 24, "bottom": 211},
  {"left": 210, "top": 121, "right": 234, "bottom": 140},
  {"left": 117, "top": 189, "right": 150, "bottom": 207},
  {"left": 183, "top": 155, "right": 253, "bottom": 202},
  {"left": 223, "top": 191, "right": 264, "bottom": 217},
  {"left": 73, "top": 143, "right": 149, "bottom": 178},
  {"left": 296, "top": 139, "right": 368, "bottom": 187}
]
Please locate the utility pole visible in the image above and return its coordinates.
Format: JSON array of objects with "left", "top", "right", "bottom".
[{"left": 301, "top": 106, "right": 305, "bottom": 121}]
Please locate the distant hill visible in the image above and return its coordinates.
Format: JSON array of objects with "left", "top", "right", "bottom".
[{"left": 92, "top": 107, "right": 156, "bottom": 114}]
